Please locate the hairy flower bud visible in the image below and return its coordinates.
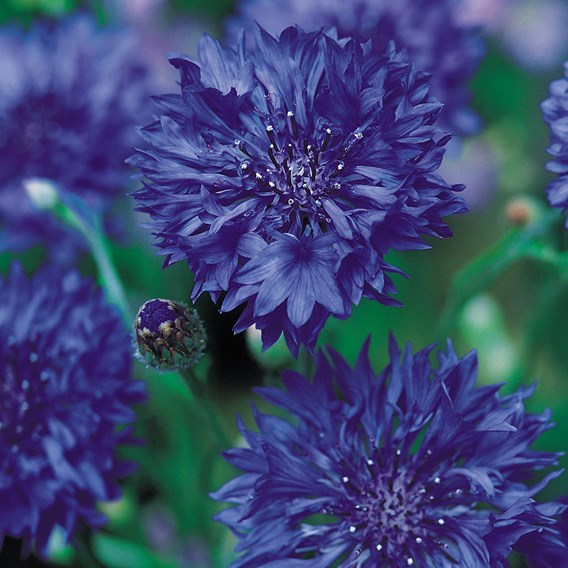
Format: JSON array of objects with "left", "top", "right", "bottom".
[{"left": 135, "top": 299, "right": 206, "bottom": 370}]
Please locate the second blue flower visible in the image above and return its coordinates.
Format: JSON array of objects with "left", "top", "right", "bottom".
[{"left": 131, "top": 27, "right": 467, "bottom": 355}]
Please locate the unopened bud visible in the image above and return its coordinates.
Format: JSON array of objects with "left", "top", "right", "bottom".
[
  {"left": 134, "top": 299, "right": 206, "bottom": 370},
  {"left": 505, "top": 196, "right": 541, "bottom": 227},
  {"left": 23, "top": 177, "right": 58, "bottom": 210}
]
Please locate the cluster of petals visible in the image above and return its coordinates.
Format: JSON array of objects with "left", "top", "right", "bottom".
[
  {"left": 226, "top": 0, "right": 485, "bottom": 135},
  {"left": 0, "top": 264, "right": 146, "bottom": 555},
  {"left": 542, "top": 61, "right": 568, "bottom": 218},
  {"left": 131, "top": 26, "right": 466, "bottom": 355},
  {"left": 212, "top": 337, "right": 564, "bottom": 567},
  {"left": 0, "top": 14, "right": 150, "bottom": 259}
]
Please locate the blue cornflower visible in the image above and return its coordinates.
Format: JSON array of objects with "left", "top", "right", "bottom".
[
  {"left": 212, "top": 337, "right": 564, "bottom": 566},
  {"left": 226, "top": 0, "right": 484, "bottom": 135},
  {"left": 131, "top": 27, "right": 466, "bottom": 356},
  {"left": 542, "top": 63, "right": 568, "bottom": 218},
  {"left": 0, "top": 263, "right": 146, "bottom": 555},
  {"left": 0, "top": 15, "right": 150, "bottom": 260}
]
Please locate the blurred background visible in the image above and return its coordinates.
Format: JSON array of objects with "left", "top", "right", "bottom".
[{"left": 1, "top": 0, "right": 568, "bottom": 566}]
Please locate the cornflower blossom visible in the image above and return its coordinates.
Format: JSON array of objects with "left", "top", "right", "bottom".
[
  {"left": 542, "top": 63, "right": 568, "bottom": 218},
  {"left": 131, "top": 26, "right": 466, "bottom": 355},
  {"left": 226, "top": 0, "right": 484, "bottom": 135},
  {"left": 212, "top": 337, "right": 564, "bottom": 566},
  {"left": 0, "top": 264, "right": 146, "bottom": 555},
  {"left": 0, "top": 15, "right": 150, "bottom": 260}
]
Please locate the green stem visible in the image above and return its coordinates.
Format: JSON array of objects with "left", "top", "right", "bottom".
[
  {"left": 179, "top": 368, "right": 232, "bottom": 449},
  {"left": 74, "top": 531, "right": 105, "bottom": 568},
  {"left": 55, "top": 203, "right": 131, "bottom": 324},
  {"left": 436, "top": 209, "right": 562, "bottom": 340}
]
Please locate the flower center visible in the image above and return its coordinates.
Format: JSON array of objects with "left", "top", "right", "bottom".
[
  {"left": 334, "top": 455, "right": 445, "bottom": 564},
  {"left": 0, "top": 91, "right": 87, "bottom": 183},
  {"left": 236, "top": 111, "right": 363, "bottom": 233}
]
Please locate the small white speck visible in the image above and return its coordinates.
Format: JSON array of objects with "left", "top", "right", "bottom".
[
  {"left": 376, "top": 544, "right": 383, "bottom": 552},
  {"left": 287, "top": 199, "right": 295, "bottom": 206},
  {"left": 367, "top": 459, "right": 374, "bottom": 466},
  {"left": 287, "top": 111, "right": 294, "bottom": 117},
  {"left": 241, "top": 163, "right": 248, "bottom": 170},
  {"left": 354, "top": 132, "right": 363, "bottom": 139},
  {"left": 416, "top": 537, "right": 423, "bottom": 544},
  {"left": 406, "top": 559, "right": 414, "bottom": 566},
  {"left": 266, "top": 125, "right": 274, "bottom": 132},
  {"left": 268, "top": 181, "right": 276, "bottom": 188},
  {"left": 434, "top": 477, "right": 441, "bottom": 484},
  {"left": 326, "top": 128, "right": 332, "bottom": 135},
  {"left": 437, "top": 518, "right": 445, "bottom": 525},
  {"left": 255, "top": 173, "right": 263, "bottom": 180},
  {"left": 342, "top": 476, "right": 349, "bottom": 483},
  {"left": 337, "top": 163, "right": 344, "bottom": 171},
  {"left": 349, "top": 526, "right": 357, "bottom": 533},
  {"left": 396, "top": 449, "right": 401, "bottom": 456},
  {"left": 419, "top": 488, "right": 426, "bottom": 494}
]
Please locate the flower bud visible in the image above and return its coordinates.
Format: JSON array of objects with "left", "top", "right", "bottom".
[{"left": 134, "top": 299, "right": 206, "bottom": 370}]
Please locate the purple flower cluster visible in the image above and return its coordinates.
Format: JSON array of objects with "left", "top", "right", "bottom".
[
  {"left": 542, "top": 62, "right": 568, "bottom": 219},
  {"left": 0, "top": 15, "right": 150, "bottom": 260},
  {"left": 226, "top": 0, "right": 484, "bottom": 135},
  {"left": 0, "top": 264, "right": 146, "bottom": 555},
  {"left": 131, "top": 26, "right": 466, "bottom": 355},
  {"left": 212, "top": 337, "right": 563, "bottom": 567}
]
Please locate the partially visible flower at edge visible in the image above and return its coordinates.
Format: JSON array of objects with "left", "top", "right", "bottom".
[
  {"left": 130, "top": 26, "right": 466, "bottom": 356},
  {"left": 225, "top": 0, "right": 485, "bottom": 136},
  {"left": 212, "top": 336, "right": 564, "bottom": 567},
  {"left": 0, "top": 263, "right": 146, "bottom": 555},
  {"left": 542, "top": 62, "right": 568, "bottom": 221},
  {"left": 0, "top": 14, "right": 151, "bottom": 262}
]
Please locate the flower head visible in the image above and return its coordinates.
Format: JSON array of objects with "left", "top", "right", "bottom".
[
  {"left": 131, "top": 27, "right": 466, "bottom": 356},
  {"left": 226, "top": 0, "right": 484, "bottom": 135},
  {"left": 134, "top": 298, "right": 207, "bottom": 370},
  {"left": 212, "top": 336, "right": 563, "bottom": 566},
  {"left": 542, "top": 63, "right": 568, "bottom": 219},
  {"left": 0, "top": 15, "right": 150, "bottom": 259},
  {"left": 0, "top": 263, "right": 146, "bottom": 555}
]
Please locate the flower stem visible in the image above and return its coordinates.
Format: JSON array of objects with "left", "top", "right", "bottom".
[
  {"left": 179, "top": 368, "right": 232, "bottom": 449},
  {"left": 77, "top": 216, "right": 131, "bottom": 324},
  {"left": 436, "top": 208, "right": 562, "bottom": 340},
  {"left": 74, "top": 531, "right": 105, "bottom": 568},
  {"left": 25, "top": 178, "right": 131, "bottom": 324}
]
